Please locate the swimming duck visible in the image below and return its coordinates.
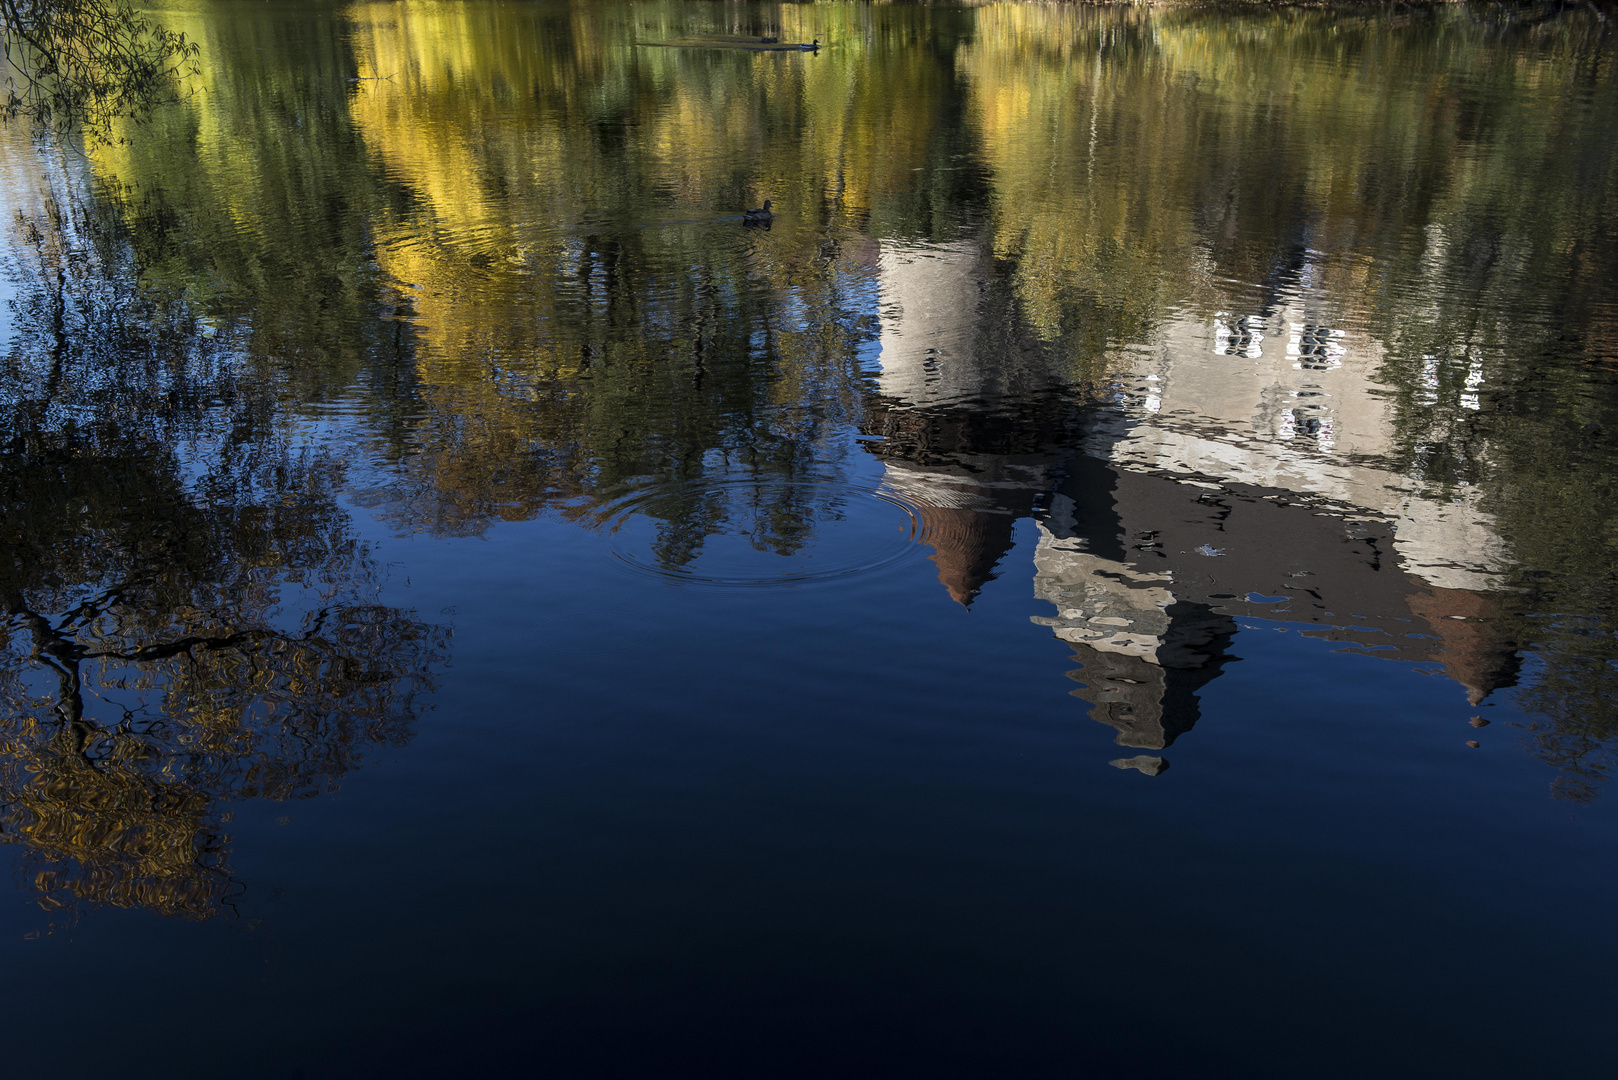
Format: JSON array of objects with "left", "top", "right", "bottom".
[
  {"left": 800, "top": 38, "right": 820, "bottom": 51},
  {"left": 759, "top": 36, "right": 779, "bottom": 44},
  {"left": 743, "top": 200, "right": 774, "bottom": 224}
]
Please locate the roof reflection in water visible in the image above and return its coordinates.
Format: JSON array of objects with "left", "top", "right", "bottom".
[{"left": 866, "top": 237, "right": 1519, "bottom": 761}]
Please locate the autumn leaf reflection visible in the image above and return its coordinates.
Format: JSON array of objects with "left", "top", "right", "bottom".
[
  {"left": 0, "top": 190, "right": 448, "bottom": 920},
  {"left": 51, "top": 0, "right": 1618, "bottom": 800}
]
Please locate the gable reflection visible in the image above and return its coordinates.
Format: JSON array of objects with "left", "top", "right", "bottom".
[
  {"left": 864, "top": 393, "right": 1522, "bottom": 766},
  {"left": 863, "top": 398, "right": 1238, "bottom": 759},
  {"left": 862, "top": 238, "right": 1520, "bottom": 769}
]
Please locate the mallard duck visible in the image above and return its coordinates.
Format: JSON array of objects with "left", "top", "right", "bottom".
[
  {"left": 743, "top": 200, "right": 774, "bottom": 224},
  {"left": 800, "top": 38, "right": 820, "bottom": 51}
]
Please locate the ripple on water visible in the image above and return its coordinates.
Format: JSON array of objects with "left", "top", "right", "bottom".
[{"left": 587, "top": 476, "right": 929, "bottom": 589}]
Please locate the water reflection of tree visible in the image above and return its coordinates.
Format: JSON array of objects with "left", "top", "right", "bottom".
[
  {"left": 62, "top": 0, "right": 1618, "bottom": 795},
  {"left": 85, "top": 1, "right": 415, "bottom": 405},
  {"left": 359, "top": 226, "right": 877, "bottom": 567},
  {"left": 1, "top": 0, "right": 199, "bottom": 134},
  {"left": 333, "top": 0, "right": 923, "bottom": 553},
  {"left": 346, "top": 0, "right": 1618, "bottom": 796},
  {"left": 1338, "top": 14, "right": 1618, "bottom": 799},
  {"left": 1375, "top": 296, "right": 1618, "bottom": 800},
  {"left": 959, "top": 2, "right": 1618, "bottom": 798},
  {"left": 0, "top": 192, "right": 448, "bottom": 919}
]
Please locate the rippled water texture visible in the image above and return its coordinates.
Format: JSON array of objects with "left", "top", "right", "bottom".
[{"left": 2, "top": 2, "right": 1616, "bottom": 1076}]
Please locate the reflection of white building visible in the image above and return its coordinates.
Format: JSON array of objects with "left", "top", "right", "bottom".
[
  {"left": 870, "top": 239, "right": 1077, "bottom": 604},
  {"left": 1090, "top": 307, "right": 1506, "bottom": 594},
  {"left": 868, "top": 237, "right": 1518, "bottom": 748},
  {"left": 875, "top": 241, "right": 985, "bottom": 408},
  {"left": 1214, "top": 312, "right": 1264, "bottom": 358},
  {"left": 874, "top": 239, "right": 1079, "bottom": 407},
  {"left": 1030, "top": 520, "right": 1173, "bottom": 664}
]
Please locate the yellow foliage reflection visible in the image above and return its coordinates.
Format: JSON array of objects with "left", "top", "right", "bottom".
[{"left": 52, "top": 0, "right": 1618, "bottom": 799}]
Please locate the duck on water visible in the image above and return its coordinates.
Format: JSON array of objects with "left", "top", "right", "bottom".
[{"left": 743, "top": 200, "right": 775, "bottom": 225}]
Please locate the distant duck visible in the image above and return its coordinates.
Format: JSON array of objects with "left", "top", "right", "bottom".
[
  {"left": 743, "top": 200, "right": 774, "bottom": 225},
  {"left": 759, "top": 36, "right": 779, "bottom": 44},
  {"left": 800, "top": 38, "right": 820, "bottom": 51}
]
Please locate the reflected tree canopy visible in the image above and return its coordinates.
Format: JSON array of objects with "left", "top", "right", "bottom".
[
  {"left": 1, "top": 0, "right": 199, "bottom": 133},
  {"left": 0, "top": 0, "right": 1611, "bottom": 848},
  {"left": 0, "top": 188, "right": 447, "bottom": 919}
]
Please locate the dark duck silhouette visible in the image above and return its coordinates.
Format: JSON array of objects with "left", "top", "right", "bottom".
[
  {"left": 800, "top": 38, "right": 819, "bottom": 51},
  {"left": 759, "top": 36, "right": 779, "bottom": 44},
  {"left": 743, "top": 200, "right": 775, "bottom": 225}
]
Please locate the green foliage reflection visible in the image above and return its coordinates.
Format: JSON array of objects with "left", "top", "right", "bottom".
[{"left": 29, "top": 0, "right": 1618, "bottom": 799}]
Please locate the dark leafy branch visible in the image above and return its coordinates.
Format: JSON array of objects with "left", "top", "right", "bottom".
[{"left": 1, "top": 0, "right": 199, "bottom": 135}]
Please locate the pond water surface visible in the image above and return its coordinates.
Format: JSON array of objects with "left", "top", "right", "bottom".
[{"left": 2, "top": 2, "right": 1616, "bottom": 1076}]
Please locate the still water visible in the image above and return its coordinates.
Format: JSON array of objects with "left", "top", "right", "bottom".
[{"left": 2, "top": 1, "right": 1616, "bottom": 1075}]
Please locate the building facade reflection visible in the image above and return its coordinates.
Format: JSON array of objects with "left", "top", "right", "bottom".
[{"left": 866, "top": 235, "right": 1519, "bottom": 766}]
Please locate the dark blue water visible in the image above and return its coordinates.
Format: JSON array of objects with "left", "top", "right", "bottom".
[
  {"left": 5, "top": 503, "right": 1610, "bottom": 1076},
  {"left": 1, "top": 2, "right": 1616, "bottom": 1075}
]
